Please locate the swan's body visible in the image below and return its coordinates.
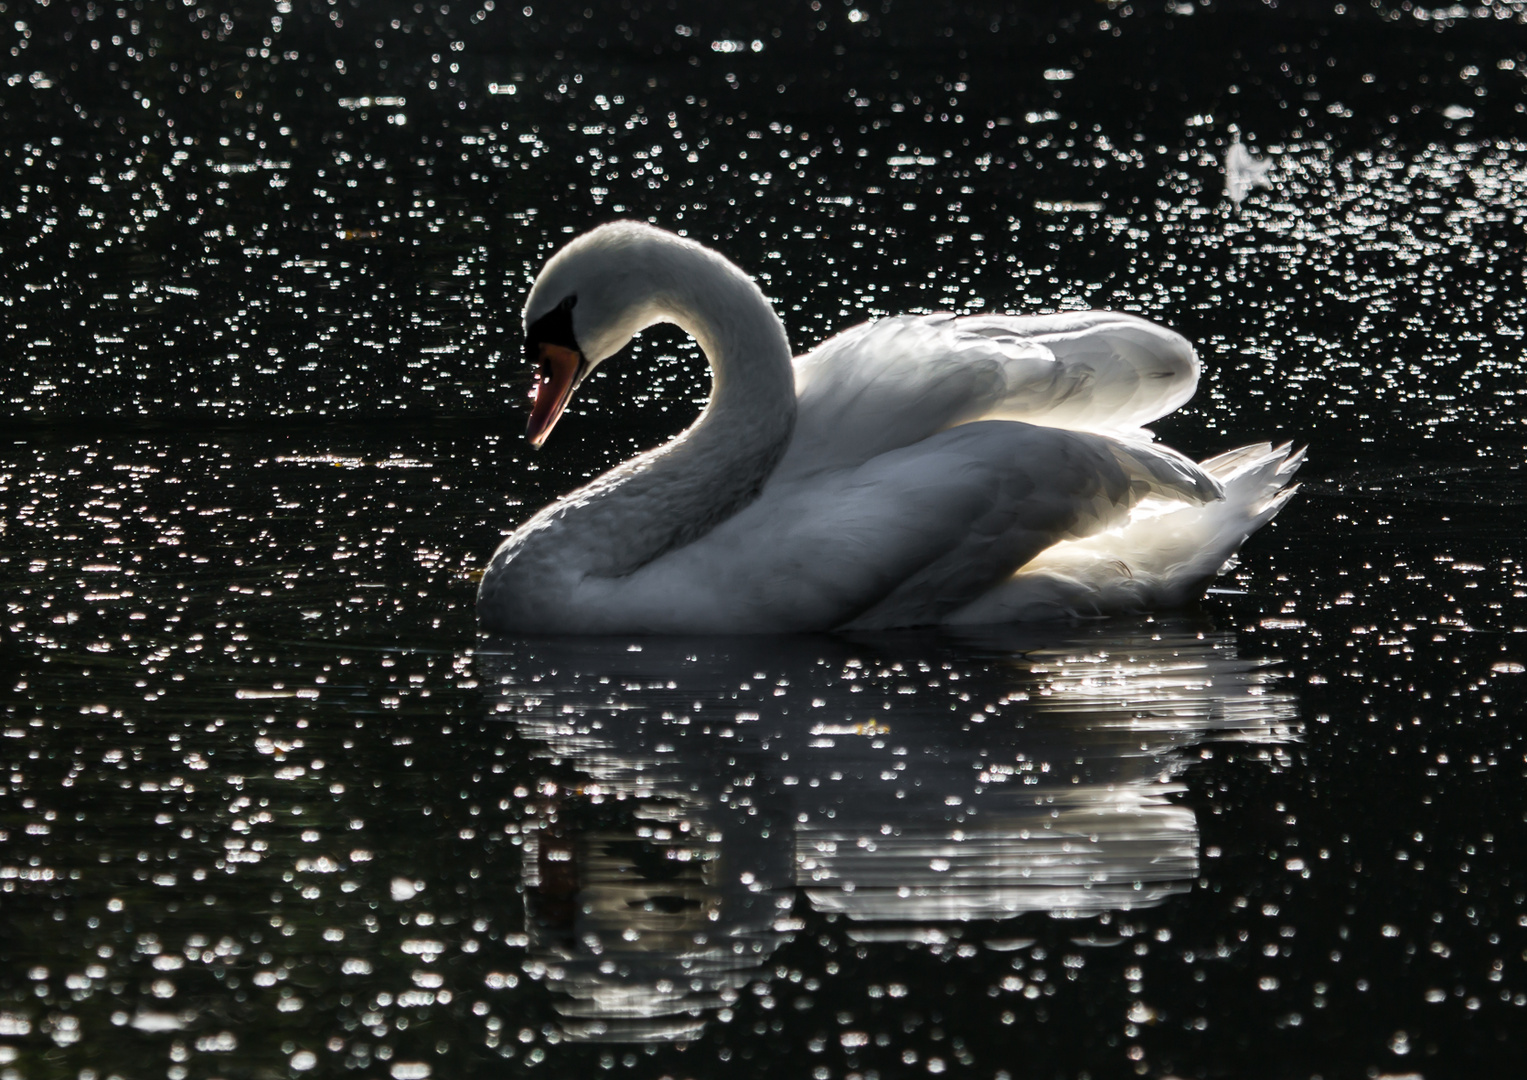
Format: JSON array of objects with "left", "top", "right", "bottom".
[{"left": 478, "top": 223, "right": 1300, "bottom": 634}]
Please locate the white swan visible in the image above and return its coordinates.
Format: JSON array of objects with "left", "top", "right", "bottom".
[{"left": 478, "top": 222, "right": 1301, "bottom": 634}]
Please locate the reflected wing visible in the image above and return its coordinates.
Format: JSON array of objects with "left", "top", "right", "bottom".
[{"left": 779, "top": 310, "right": 1200, "bottom": 480}]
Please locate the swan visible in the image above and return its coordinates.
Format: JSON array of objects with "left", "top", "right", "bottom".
[{"left": 477, "top": 222, "right": 1301, "bottom": 634}]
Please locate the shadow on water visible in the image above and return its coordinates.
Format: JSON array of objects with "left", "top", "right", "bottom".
[{"left": 478, "top": 619, "right": 1297, "bottom": 1042}]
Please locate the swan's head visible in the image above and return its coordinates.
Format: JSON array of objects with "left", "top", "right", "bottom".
[{"left": 521, "top": 222, "right": 682, "bottom": 447}]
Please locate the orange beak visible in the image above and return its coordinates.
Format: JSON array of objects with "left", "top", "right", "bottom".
[{"left": 526, "top": 343, "right": 585, "bottom": 448}]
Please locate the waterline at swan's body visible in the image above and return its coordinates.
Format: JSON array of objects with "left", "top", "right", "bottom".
[{"left": 478, "top": 222, "right": 1301, "bottom": 634}]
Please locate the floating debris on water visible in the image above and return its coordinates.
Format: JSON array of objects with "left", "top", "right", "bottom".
[{"left": 1225, "top": 140, "right": 1275, "bottom": 204}]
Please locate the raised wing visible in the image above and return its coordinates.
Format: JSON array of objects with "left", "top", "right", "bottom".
[{"left": 779, "top": 311, "right": 1200, "bottom": 480}]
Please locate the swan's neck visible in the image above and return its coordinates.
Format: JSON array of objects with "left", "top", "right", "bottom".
[
  {"left": 662, "top": 243, "right": 797, "bottom": 486},
  {"left": 528, "top": 239, "right": 795, "bottom": 579}
]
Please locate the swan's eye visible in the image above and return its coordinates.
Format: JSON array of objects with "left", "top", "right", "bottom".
[{"left": 527, "top": 295, "right": 580, "bottom": 354}]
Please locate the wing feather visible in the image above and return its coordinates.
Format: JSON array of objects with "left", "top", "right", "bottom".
[
  {"left": 779, "top": 311, "right": 1200, "bottom": 481},
  {"left": 588, "top": 422, "right": 1220, "bottom": 632}
]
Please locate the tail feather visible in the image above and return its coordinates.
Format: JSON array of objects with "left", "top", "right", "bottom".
[{"left": 946, "top": 442, "right": 1304, "bottom": 625}]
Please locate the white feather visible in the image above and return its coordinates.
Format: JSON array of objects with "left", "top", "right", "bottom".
[{"left": 478, "top": 223, "right": 1301, "bottom": 634}]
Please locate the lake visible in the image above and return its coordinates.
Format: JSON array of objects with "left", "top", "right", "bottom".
[{"left": 3, "top": 0, "right": 1527, "bottom": 1077}]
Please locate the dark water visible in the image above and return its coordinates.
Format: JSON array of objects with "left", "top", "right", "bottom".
[{"left": 4, "top": 1, "right": 1527, "bottom": 1077}]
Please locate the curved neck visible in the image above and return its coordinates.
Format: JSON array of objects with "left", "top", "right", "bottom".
[
  {"left": 531, "top": 237, "right": 796, "bottom": 579},
  {"left": 654, "top": 239, "right": 796, "bottom": 453}
]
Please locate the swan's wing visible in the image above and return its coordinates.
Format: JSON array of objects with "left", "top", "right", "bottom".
[
  {"left": 833, "top": 425, "right": 1221, "bottom": 630},
  {"left": 601, "top": 422, "right": 1220, "bottom": 633},
  {"left": 780, "top": 310, "right": 1200, "bottom": 479},
  {"left": 957, "top": 311, "right": 1200, "bottom": 429},
  {"left": 949, "top": 443, "right": 1303, "bottom": 625}
]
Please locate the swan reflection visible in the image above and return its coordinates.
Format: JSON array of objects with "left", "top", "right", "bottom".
[{"left": 479, "top": 619, "right": 1298, "bottom": 1041}]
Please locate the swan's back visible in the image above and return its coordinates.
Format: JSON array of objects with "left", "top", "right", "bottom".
[{"left": 779, "top": 311, "right": 1200, "bottom": 480}]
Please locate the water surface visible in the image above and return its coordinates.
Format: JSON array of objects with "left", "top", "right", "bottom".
[{"left": 4, "top": 1, "right": 1527, "bottom": 1076}]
